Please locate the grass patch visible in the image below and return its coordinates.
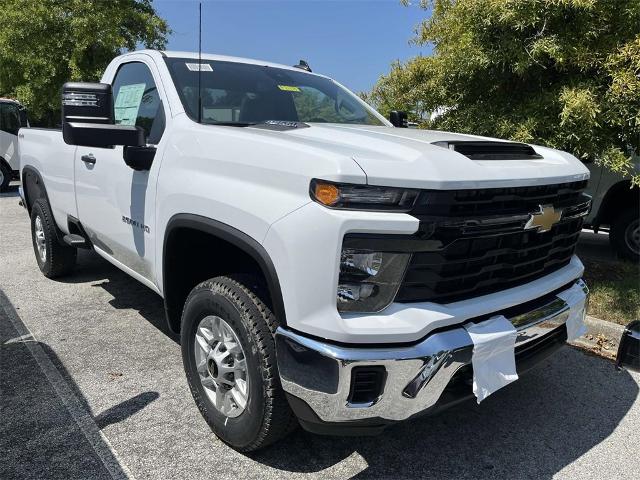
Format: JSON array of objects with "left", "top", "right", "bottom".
[{"left": 582, "top": 259, "right": 640, "bottom": 325}]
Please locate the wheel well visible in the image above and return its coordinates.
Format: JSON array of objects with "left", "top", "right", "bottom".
[
  {"left": 595, "top": 180, "right": 640, "bottom": 227},
  {"left": 21, "top": 167, "right": 48, "bottom": 213},
  {"left": 0, "top": 156, "right": 11, "bottom": 172},
  {"left": 162, "top": 218, "right": 286, "bottom": 334}
]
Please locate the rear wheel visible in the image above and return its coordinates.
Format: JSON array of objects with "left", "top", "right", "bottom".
[
  {"left": 181, "top": 276, "right": 296, "bottom": 452},
  {"left": 30, "top": 199, "right": 77, "bottom": 277},
  {"left": 610, "top": 208, "right": 640, "bottom": 262},
  {"left": 0, "top": 162, "right": 11, "bottom": 192}
]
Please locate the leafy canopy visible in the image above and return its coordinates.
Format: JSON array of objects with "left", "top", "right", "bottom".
[
  {"left": 0, "top": 0, "right": 169, "bottom": 126},
  {"left": 370, "top": 0, "right": 640, "bottom": 185}
]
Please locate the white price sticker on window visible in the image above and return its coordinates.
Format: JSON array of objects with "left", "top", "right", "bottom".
[
  {"left": 186, "top": 63, "right": 213, "bottom": 72},
  {"left": 114, "top": 83, "right": 146, "bottom": 126}
]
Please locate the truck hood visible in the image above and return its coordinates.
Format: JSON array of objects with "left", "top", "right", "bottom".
[{"left": 281, "top": 124, "right": 589, "bottom": 189}]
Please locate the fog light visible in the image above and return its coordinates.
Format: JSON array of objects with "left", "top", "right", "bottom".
[
  {"left": 338, "top": 283, "right": 376, "bottom": 302},
  {"left": 341, "top": 250, "right": 383, "bottom": 276}
]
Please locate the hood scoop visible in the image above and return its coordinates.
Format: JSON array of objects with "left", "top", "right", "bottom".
[{"left": 432, "top": 140, "right": 543, "bottom": 160}]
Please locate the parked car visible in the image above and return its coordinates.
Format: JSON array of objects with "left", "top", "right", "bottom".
[
  {"left": 583, "top": 159, "right": 639, "bottom": 262},
  {"left": 18, "top": 50, "right": 591, "bottom": 451},
  {"left": 0, "top": 98, "right": 28, "bottom": 192}
]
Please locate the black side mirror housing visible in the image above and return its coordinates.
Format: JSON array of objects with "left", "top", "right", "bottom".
[
  {"left": 389, "top": 110, "right": 408, "bottom": 128},
  {"left": 61, "top": 82, "right": 145, "bottom": 148},
  {"left": 616, "top": 320, "right": 640, "bottom": 373},
  {"left": 124, "top": 145, "right": 156, "bottom": 171}
]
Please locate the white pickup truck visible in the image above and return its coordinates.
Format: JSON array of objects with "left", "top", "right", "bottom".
[
  {"left": 0, "top": 98, "right": 28, "bottom": 191},
  {"left": 19, "top": 50, "right": 592, "bottom": 451}
]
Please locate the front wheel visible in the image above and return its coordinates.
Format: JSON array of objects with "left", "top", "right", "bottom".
[
  {"left": 610, "top": 209, "right": 640, "bottom": 263},
  {"left": 181, "top": 276, "right": 296, "bottom": 452}
]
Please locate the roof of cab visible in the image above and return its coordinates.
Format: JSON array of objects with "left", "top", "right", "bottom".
[{"left": 126, "top": 49, "right": 321, "bottom": 76}]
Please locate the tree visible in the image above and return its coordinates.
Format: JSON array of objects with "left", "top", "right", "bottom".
[
  {"left": 0, "top": 0, "right": 169, "bottom": 126},
  {"left": 370, "top": 0, "right": 640, "bottom": 185}
]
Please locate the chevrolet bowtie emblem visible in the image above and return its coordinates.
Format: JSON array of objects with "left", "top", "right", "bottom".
[{"left": 525, "top": 204, "right": 563, "bottom": 233}]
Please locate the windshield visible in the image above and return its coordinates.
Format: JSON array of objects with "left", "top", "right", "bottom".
[{"left": 164, "top": 57, "right": 385, "bottom": 126}]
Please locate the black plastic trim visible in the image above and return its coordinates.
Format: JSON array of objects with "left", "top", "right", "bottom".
[
  {"left": 21, "top": 166, "right": 68, "bottom": 246},
  {"left": 162, "top": 214, "right": 287, "bottom": 333},
  {"left": 432, "top": 140, "right": 544, "bottom": 160}
]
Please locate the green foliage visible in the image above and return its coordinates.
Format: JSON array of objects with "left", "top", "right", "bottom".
[
  {"left": 371, "top": 0, "right": 640, "bottom": 185},
  {"left": 0, "top": 0, "right": 169, "bottom": 126}
]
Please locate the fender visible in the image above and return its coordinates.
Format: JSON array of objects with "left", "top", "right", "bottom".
[
  {"left": 162, "top": 213, "right": 288, "bottom": 332},
  {"left": 21, "top": 165, "right": 69, "bottom": 245},
  {"left": 21, "top": 165, "right": 50, "bottom": 212}
]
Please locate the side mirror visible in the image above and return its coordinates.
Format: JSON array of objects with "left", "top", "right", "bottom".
[
  {"left": 389, "top": 110, "right": 408, "bottom": 128},
  {"left": 61, "top": 82, "right": 144, "bottom": 148},
  {"left": 124, "top": 145, "right": 156, "bottom": 171},
  {"left": 616, "top": 320, "right": 639, "bottom": 373}
]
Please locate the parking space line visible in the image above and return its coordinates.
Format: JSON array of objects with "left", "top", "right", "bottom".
[{"left": 0, "top": 290, "right": 136, "bottom": 480}]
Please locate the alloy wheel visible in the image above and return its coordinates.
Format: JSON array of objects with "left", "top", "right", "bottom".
[
  {"left": 194, "top": 315, "right": 249, "bottom": 418},
  {"left": 34, "top": 215, "right": 47, "bottom": 263}
]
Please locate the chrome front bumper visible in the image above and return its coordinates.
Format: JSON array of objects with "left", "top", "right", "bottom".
[{"left": 276, "top": 279, "right": 588, "bottom": 424}]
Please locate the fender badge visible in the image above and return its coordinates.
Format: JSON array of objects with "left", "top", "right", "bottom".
[{"left": 525, "top": 204, "right": 563, "bottom": 233}]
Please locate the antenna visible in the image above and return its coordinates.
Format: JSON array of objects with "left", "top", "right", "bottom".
[{"left": 197, "top": 1, "right": 202, "bottom": 123}]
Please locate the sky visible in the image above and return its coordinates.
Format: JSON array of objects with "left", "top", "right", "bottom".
[{"left": 153, "top": 0, "right": 432, "bottom": 93}]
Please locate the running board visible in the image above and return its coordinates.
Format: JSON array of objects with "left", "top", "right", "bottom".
[
  {"left": 64, "top": 215, "right": 93, "bottom": 249},
  {"left": 63, "top": 234, "right": 89, "bottom": 248}
]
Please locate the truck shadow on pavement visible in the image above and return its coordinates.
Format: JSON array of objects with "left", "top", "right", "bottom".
[
  {"left": 0, "top": 289, "right": 159, "bottom": 480},
  {"left": 58, "top": 249, "right": 179, "bottom": 343},
  {"left": 42, "top": 250, "right": 639, "bottom": 479}
]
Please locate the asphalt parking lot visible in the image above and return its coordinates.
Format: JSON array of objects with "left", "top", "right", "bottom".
[{"left": 1, "top": 185, "right": 639, "bottom": 480}]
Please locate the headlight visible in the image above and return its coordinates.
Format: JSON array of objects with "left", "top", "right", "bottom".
[
  {"left": 310, "top": 179, "right": 419, "bottom": 211},
  {"left": 337, "top": 248, "right": 411, "bottom": 313}
]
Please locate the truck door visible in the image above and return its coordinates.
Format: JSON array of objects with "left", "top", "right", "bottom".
[
  {"left": 74, "top": 61, "right": 166, "bottom": 286},
  {"left": 0, "top": 101, "right": 20, "bottom": 172}
]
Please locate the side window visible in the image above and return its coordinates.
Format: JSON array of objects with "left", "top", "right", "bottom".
[
  {"left": 112, "top": 62, "right": 165, "bottom": 144},
  {"left": 0, "top": 103, "right": 20, "bottom": 136}
]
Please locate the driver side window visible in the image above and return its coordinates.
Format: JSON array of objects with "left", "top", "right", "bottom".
[
  {"left": 112, "top": 62, "right": 165, "bottom": 144},
  {"left": 0, "top": 103, "right": 20, "bottom": 136}
]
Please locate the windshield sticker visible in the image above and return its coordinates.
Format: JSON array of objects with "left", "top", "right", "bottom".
[
  {"left": 186, "top": 63, "right": 213, "bottom": 72},
  {"left": 114, "top": 83, "right": 146, "bottom": 126},
  {"left": 277, "top": 85, "right": 301, "bottom": 92}
]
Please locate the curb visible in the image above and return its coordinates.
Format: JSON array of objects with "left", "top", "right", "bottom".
[{"left": 568, "top": 315, "right": 625, "bottom": 360}]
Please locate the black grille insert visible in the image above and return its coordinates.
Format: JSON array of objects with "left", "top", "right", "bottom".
[{"left": 394, "top": 181, "right": 588, "bottom": 304}]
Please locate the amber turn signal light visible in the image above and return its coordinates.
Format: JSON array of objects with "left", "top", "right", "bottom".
[{"left": 313, "top": 182, "right": 340, "bottom": 206}]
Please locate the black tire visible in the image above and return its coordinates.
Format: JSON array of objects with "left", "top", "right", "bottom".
[
  {"left": 181, "top": 276, "right": 296, "bottom": 452},
  {"left": 610, "top": 208, "right": 640, "bottom": 262},
  {"left": 30, "top": 199, "right": 77, "bottom": 278},
  {"left": 0, "top": 162, "right": 11, "bottom": 192}
]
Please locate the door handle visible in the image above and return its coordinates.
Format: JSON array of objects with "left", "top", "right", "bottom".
[{"left": 81, "top": 154, "right": 96, "bottom": 165}]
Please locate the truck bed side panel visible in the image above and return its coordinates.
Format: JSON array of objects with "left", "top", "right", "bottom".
[{"left": 19, "top": 128, "right": 77, "bottom": 231}]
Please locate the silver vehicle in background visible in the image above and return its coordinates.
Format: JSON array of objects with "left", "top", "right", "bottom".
[{"left": 583, "top": 157, "right": 640, "bottom": 262}]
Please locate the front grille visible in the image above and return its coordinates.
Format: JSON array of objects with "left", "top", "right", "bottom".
[
  {"left": 411, "top": 180, "right": 587, "bottom": 218},
  {"left": 395, "top": 181, "right": 588, "bottom": 304}
]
